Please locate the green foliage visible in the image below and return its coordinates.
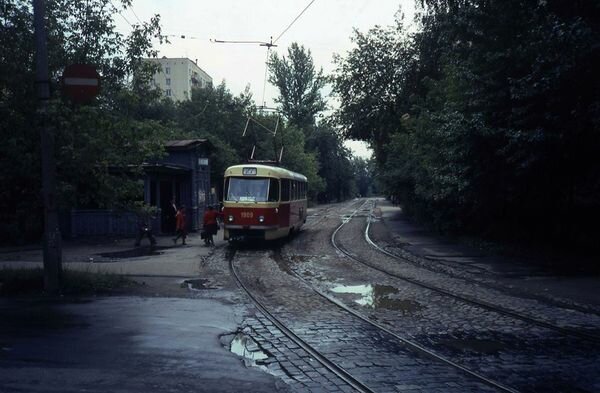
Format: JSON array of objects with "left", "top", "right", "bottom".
[
  {"left": 307, "top": 124, "right": 356, "bottom": 202},
  {"left": 332, "top": 17, "right": 417, "bottom": 164},
  {"left": 0, "top": 0, "right": 169, "bottom": 243},
  {"left": 352, "top": 158, "right": 375, "bottom": 198},
  {"left": 278, "top": 125, "right": 324, "bottom": 200},
  {"left": 333, "top": 0, "right": 600, "bottom": 247},
  {"left": 268, "top": 43, "right": 326, "bottom": 131},
  {"left": 174, "top": 83, "right": 253, "bottom": 188}
]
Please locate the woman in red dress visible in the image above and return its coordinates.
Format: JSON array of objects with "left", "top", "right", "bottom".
[{"left": 202, "top": 205, "right": 220, "bottom": 246}]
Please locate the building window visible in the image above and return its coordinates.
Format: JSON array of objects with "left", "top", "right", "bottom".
[
  {"left": 166, "top": 78, "right": 171, "bottom": 85},
  {"left": 165, "top": 66, "right": 170, "bottom": 74},
  {"left": 166, "top": 89, "right": 171, "bottom": 97}
]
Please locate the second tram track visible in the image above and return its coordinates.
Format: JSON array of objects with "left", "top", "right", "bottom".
[
  {"left": 332, "top": 200, "right": 600, "bottom": 344},
  {"left": 229, "top": 244, "right": 514, "bottom": 392}
]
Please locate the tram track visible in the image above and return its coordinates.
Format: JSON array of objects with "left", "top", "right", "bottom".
[
  {"left": 228, "top": 237, "right": 507, "bottom": 392},
  {"left": 282, "top": 198, "right": 600, "bottom": 391},
  {"left": 276, "top": 256, "right": 518, "bottom": 393},
  {"left": 341, "top": 200, "right": 600, "bottom": 343},
  {"left": 366, "top": 202, "right": 600, "bottom": 318},
  {"left": 227, "top": 247, "right": 376, "bottom": 393},
  {"left": 226, "top": 199, "right": 600, "bottom": 391}
]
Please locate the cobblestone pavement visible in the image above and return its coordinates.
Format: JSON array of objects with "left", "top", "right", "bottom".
[
  {"left": 368, "top": 202, "right": 600, "bottom": 317},
  {"left": 233, "top": 249, "right": 496, "bottom": 393},
  {"left": 280, "top": 201, "right": 600, "bottom": 392}
]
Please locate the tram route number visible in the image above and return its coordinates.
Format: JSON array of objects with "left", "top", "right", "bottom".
[{"left": 241, "top": 211, "right": 254, "bottom": 219}]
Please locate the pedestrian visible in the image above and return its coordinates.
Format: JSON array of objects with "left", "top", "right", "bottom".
[
  {"left": 134, "top": 210, "right": 157, "bottom": 247},
  {"left": 169, "top": 198, "right": 178, "bottom": 232},
  {"left": 202, "top": 205, "right": 221, "bottom": 246},
  {"left": 173, "top": 205, "right": 187, "bottom": 245}
]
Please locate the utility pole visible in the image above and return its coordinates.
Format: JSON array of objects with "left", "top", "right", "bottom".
[{"left": 34, "top": 0, "right": 62, "bottom": 293}]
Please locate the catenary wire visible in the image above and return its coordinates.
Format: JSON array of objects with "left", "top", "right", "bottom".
[{"left": 273, "top": 0, "right": 317, "bottom": 44}]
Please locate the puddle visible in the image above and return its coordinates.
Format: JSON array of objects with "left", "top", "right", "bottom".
[
  {"left": 341, "top": 214, "right": 353, "bottom": 223},
  {"left": 98, "top": 246, "right": 171, "bottom": 259},
  {"left": 230, "top": 333, "right": 269, "bottom": 362},
  {"left": 181, "top": 278, "right": 218, "bottom": 290},
  {"left": 331, "top": 284, "right": 423, "bottom": 314}
]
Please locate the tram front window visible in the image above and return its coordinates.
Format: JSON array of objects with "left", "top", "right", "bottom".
[{"left": 227, "top": 177, "right": 270, "bottom": 202}]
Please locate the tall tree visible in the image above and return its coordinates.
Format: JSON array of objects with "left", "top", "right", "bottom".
[
  {"left": 0, "top": 0, "right": 167, "bottom": 243},
  {"left": 307, "top": 124, "right": 356, "bottom": 202},
  {"left": 332, "top": 0, "right": 600, "bottom": 247},
  {"left": 268, "top": 43, "right": 326, "bottom": 131}
]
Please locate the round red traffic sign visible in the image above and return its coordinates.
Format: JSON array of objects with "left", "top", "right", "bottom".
[{"left": 61, "top": 64, "right": 100, "bottom": 104}]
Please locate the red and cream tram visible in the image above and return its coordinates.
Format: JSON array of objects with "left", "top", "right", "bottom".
[{"left": 222, "top": 164, "right": 308, "bottom": 241}]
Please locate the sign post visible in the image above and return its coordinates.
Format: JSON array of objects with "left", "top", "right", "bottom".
[{"left": 34, "top": 0, "right": 61, "bottom": 293}]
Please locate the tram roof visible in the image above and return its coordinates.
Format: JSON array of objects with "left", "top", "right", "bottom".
[{"left": 225, "top": 164, "right": 307, "bottom": 182}]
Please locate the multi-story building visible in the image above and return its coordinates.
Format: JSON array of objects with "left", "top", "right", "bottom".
[{"left": 145, "top": 57, "right": 212, "bottom": 101}]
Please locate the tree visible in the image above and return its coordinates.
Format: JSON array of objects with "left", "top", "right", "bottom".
[
  {"left": 352, "top": 158, "right": 375, "bottom": 198},
  {"left": 307, "top": 124, "right": 356, "bottom": 202},
  {"left": 331, "top": 16, "right": 418, "bottom": 164},
  {"left": 268, "top": 43, "right": 326, "bottom": 131},
  {"left": 332, "top": 0, "right": 600, "bottom": 249},
  {"left": 0, "top": 0, "right": 168, "bottom": 243}
]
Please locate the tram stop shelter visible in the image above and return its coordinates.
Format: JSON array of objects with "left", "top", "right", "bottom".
[
  {"left": 66, "top": 139, "right": 212, "bottom": 238},
  {"left": 143, "top": 139, "right": 212, "bottom": 233}
]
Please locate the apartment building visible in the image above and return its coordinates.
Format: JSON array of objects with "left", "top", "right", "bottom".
[{"left": 146, "top": 57, "right": 212, "bottom": 101}]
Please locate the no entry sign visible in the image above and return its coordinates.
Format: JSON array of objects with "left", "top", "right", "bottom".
[{"left": 61, "top": 64, "right": 100, "bottom": 104}]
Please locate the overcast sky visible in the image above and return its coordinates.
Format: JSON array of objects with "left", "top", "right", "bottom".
[{"left": 115, "top": 0, "right": 416, "bottom": 158}]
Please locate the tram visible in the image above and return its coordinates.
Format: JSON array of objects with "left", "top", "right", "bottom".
[{"left": 222, "top": 164, "right": 308, "bottom": 241}]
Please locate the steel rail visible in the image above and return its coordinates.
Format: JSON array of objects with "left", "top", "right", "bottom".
[
  {"left": 364, "top": 204, "right": 600, "bottom": 318},
  {"left": 228, "top": 249, "right": 377, "bottom": 393},
  {"left": 323, "top": 201, "right": 519, "bottom": 393},
  {"left": 360, "top": 202, "right": 600, "bottom": 343},
  {"left": 304, "top": 199, "right": 365, "bottom": 230}
]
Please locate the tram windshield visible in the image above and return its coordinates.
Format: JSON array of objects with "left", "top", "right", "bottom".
[{"left": 226, "top": 177, "right": 271, "bottom": 202}]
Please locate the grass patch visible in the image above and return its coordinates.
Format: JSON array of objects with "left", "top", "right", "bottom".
[{"left": 0, "top": 267, "right": 137, "bottom": 296}]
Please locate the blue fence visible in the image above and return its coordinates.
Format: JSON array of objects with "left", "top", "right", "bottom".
[{"left": 69, "top": 210, "right": 159, "bottom": 238}]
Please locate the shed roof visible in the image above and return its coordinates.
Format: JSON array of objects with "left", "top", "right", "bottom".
[{"left": 164, "top": 139, "right": 211, "bottom": 151}]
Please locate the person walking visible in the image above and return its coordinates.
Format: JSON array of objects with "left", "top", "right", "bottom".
[
  {"left": 202, "top": 205, "right": 220, "bottom": 246},
  {"left": 173, "top": 206, "right": 187, "bottom": 245},
  {"left": 134, "top": 209, "right": 157, "bottom": 247}
]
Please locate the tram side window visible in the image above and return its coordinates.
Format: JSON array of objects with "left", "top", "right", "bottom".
[
  {"left": 281, "top": 179, "right": 290, "bottom": 202},
  {"left": 268, "top": 179, "right": 279, "bottom": 202},
  {"left": 291, "top": 181, "right": 297, "bottom": 200}
]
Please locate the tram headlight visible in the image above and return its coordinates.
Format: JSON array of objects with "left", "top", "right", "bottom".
[
  {"left": 258, "top": 215, "right": 265, "bottom": 223},
  {"left": 228, "top": 215, "right": 234, "bottom": 222},
  {"left": 275, "top": 208, "right": 278, "bottom": 214}
]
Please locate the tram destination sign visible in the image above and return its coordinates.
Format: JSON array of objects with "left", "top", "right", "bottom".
[{"left": 243, "top": 167, "right": 257, "bottom": 176}]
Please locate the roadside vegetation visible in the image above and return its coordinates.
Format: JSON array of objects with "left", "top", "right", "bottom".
[
  {"left": 4, "top": 0, "right": 594, "bottom": 254},
  {"left": 1, "top": 0, "right": 372, "bottom": 246},
  {"left": 0, "top": 268, "right": 136, "bottom": 296},
  {"left": 331, "top": 0, "right": 600, "bottom": 251}
]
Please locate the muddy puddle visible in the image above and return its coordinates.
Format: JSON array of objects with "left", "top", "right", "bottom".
[
  {"left": 331, "top": 283, "right": 423, "bottom": 314},
  {"left": 229, "top": 333, "right": 269, "bottom": 363},
  {"left": 180, "top": 278, "right": 218, "bottom": 291}
]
